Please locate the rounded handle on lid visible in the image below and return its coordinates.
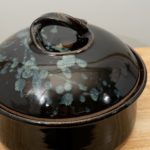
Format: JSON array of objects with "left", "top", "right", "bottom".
[{"left": 30, "top": 13, "right": 94, "bottom": 56}]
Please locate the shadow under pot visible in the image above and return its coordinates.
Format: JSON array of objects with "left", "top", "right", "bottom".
[{"left": 0, "top": 12, "right": 147, "bottom": 150}]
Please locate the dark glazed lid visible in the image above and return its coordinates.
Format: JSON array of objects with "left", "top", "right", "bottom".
[{"left": 0, "top": 13, "right": 147, "bottom": 126}]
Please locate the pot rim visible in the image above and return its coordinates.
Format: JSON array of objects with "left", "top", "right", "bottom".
[{"left": 0, "top": 48, "right": 147, "bottom": 127}]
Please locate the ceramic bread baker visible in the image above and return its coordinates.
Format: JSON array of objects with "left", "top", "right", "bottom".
[{"left": 0, "top": 13, "right": 147, "bottom": 150}]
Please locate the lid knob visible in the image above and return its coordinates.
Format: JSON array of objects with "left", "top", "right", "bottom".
[{"left": 30, "top": 13, "right": 94, "bottom": 56}]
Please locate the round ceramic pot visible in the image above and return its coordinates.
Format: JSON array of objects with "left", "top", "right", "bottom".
[{"left": 0, "top": 13, "right": 147, "bottom": 150}]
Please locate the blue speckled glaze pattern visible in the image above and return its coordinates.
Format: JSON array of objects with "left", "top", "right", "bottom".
[
  {"left": 0, "top": 31, "right": 90, "bottom": 106},
  {"left": 0, "top": 30, "right": 93, "bottom": 109},
  {"left": 0, "top": 23, "right": 139, "bottom": 118}
]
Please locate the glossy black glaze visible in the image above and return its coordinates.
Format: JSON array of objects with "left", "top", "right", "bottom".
[
  {"left": 0, "top": 13, "right": 147, "bottom": 150},
  {"left": 0, "top": 103, "right": 136, "bottom": 150},
  {"left": 0, "top": 13, "right": 139, "bottom": 118},
  {"left": 30, "top": 13, "right": 94, "bottom": 55}
]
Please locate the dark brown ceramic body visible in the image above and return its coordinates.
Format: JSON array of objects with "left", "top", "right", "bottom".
[
  {"left": 0, "top": 13, "right": 147, "bottom": 150},
  {"left": 0, "top": 102, "right": 136, "bottom": 150}
]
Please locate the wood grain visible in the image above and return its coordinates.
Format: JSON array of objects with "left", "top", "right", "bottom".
[{"left": 0, "top": 48, "right": 150, "bottom": 150}]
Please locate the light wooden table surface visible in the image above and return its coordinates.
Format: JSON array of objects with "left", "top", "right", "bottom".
[{"left": 0, "top": 48, "right": 150, "bottom": 150}]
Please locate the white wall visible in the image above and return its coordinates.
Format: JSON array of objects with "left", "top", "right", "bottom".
[{"left": 0, "top": 0, "right": 149, "bottom": 47}]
